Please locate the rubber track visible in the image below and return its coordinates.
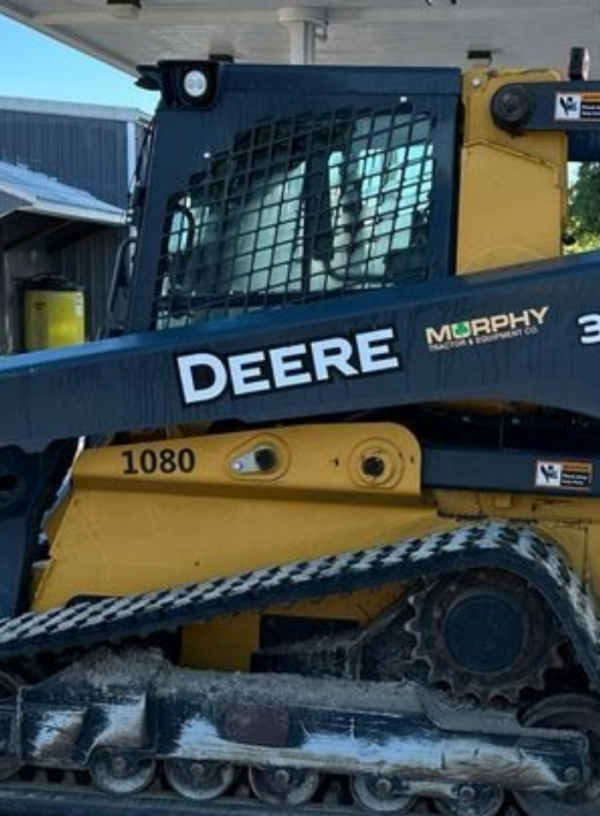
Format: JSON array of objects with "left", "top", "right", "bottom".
[
  {"left": 0, "top": 522, "right": 598, "bottom": 687},
  {"left": 0, "top": 783, "right": 355, "bottom": 816},
  {"left": 0, "top": 780, "right": 482, "bottom": 816}
]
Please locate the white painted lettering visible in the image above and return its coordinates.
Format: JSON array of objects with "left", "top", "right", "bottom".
[
  {"left": 425, "top": 325, "right": 452, "bottom": 344},
  {"left": 177, "top": 326, "right": 402, "bottom": 404},
  {"left": 356, "top": 328, "right": 400, "bottom": 373},
  {"left": 229, "top": 351, "right": 270, "bottom": 395},
  {"left": 530, "top": 306, "right": 549, "bottom": 325},
  {"left": 311, "top": 337, "right": 358, "bottom": 381},
  {"left": 490, "top": 314, "right": 509, "bottom": 333},
  {"left": 470, "top": 318, "right": 490, "bottom": 335},
  {"left": 177, "top": 353, "right": 227, "bottom": 404},
  {"left": 579, "top": 313, "right": 600, "bottom": 345},
  {"left": 270, "top": 344, "right": 312, "bottom": 388},
  {"left": 509, "top": 311, "right": 530, "bottom": 329}
]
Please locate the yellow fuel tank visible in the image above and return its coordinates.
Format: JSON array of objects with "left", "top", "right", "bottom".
[{"left": 23, "top": 277, "right": 85, "bottom": 350}]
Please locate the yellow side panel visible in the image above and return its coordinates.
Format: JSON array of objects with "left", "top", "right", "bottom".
[
  {"left": 458, "top": 142, "right": 562, "bottom": 272},
  {"left": 457, "top": 68, "right": 567, "bottom": 274},
  {"left": 34, "top": 423, "right": 448, "bottom": 613}
]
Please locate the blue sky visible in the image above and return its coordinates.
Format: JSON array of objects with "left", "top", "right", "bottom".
[{"left": 0, "top": 15, "right": 157, "bottom": 112}]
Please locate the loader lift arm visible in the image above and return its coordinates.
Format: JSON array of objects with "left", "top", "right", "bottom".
[{"left": 4, "top": 62, "right": 600, "bottom": 451}]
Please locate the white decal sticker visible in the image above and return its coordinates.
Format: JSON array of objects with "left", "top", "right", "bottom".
[
  {"left": 177, "top": 327, "right": 402, "bottom": 405},
  {"left": 535, "top": 460, "right": 593, "bottom": 491}
]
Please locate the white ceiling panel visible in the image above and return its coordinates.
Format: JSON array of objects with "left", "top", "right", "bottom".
[{"left": 0, "top": 1, "right": 599, "bottom": 77}]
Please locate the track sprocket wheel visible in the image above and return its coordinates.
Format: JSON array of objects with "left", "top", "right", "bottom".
[{"left": 405, "top": 569, "right": 563, "bottom": 703}]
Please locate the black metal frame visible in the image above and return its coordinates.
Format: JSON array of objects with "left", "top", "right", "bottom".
[{"left": 126, "top": 61, "right": 461, "bottom": 332}]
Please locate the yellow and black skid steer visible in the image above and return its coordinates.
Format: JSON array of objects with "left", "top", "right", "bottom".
[{"left": 2, "top": 48, "right": 600, "bottom": 816}]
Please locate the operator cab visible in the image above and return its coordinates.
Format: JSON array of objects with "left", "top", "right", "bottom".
[{"left": 127, "top": 61, "right": 460, "bottom": 332}]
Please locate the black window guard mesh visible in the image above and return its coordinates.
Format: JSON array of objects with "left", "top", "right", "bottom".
[{"left": 155, "top": 104, "right": 434, "bottom": 328}]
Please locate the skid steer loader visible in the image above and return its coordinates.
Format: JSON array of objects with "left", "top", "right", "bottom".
[{"left": 1, "top": 49, "right": 600, "bottom": 816}]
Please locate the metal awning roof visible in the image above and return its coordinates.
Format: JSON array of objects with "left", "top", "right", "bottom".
[
  {"left": 0, "top": 160, "right": 125, "bottom": 252},
  {"left": 0, "top": 160, "right": 126, "bottom": 226},
  {"left": 0, "top": 1, "right": 599, "bottom": 77}
]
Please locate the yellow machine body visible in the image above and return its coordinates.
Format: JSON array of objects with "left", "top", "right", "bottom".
[
  {"left": 33, "top": 67, "right": 590, "bottom": 674},
  {"left": 34, "top": 420, "right": 600, "bottom": 673},
  {"left": 456, "top": 68, "right": 567, "bottom": 274},
  {"left": 35, "top": 423, "right": 452, "bottom": 669},
  {"left": 6, "top": 58, "right": 600, "bottom": 815}
]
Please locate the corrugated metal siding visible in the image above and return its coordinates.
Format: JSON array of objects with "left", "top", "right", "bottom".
[
  {"left": 0, "top": 105, "right": 148, "bottom": 350},
  {"left": 0, "top": 111, "right": 134, "bottom": 208},
  {"left": 49, "top": 226, "right": 128, "bottom": 338}
]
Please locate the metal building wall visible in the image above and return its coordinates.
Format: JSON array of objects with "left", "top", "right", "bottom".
[
  {"left": 0, "top": 101, "right": 147, "bottom": 350},
  {"left": 0, "top": 108, "right": 134, "bottom": 207},
  {"left": 2, "top": 227, "right": 128, "bottom": 349}
]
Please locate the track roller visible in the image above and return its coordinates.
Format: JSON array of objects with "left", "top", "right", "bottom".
[
  {"left": 435, "top": 784, "right": 504, "bottom": 816},
  {"left": 164, "top": 759, "right": 236, "bottom": 800},
  {"left": 351, "top": 774, "right": 414, "bottom": 813},
  {"left": 89, "top": 750, "right": 156, "bottom": 795},
  {"left": 248, "top": 766, "right": 320, "bottom": 806}
]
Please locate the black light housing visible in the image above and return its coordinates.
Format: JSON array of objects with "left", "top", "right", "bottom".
[
  {"left": 107, "top": 0, "right": 142, "bottom": 17},
  {"left": 136, "top": 65, "right": 160, "bottom": 92},
  {"left": 467, "top": 49, "right": 493, "bottom": 65},
  {"left": 151, "top": 62, "right": 220, "bottom": 109},
  {"left": 569, "top": 47, "right": 591, "bottom": 81}
]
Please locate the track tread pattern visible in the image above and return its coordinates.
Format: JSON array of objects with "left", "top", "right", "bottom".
[
  {"left": 0, "top": 522, "right": 598, "bottom": 689},
  {"left": 0, "top": 783, "right": 357, "bottom": 816}
]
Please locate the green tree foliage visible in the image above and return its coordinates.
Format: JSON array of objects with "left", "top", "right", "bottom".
[{"left": 568, "top": 162, "right": 600, "bottom": 251}]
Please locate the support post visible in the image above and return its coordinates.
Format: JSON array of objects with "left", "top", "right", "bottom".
[{"left": 277, "top": 7, "right": 327, "bottom": 65}]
